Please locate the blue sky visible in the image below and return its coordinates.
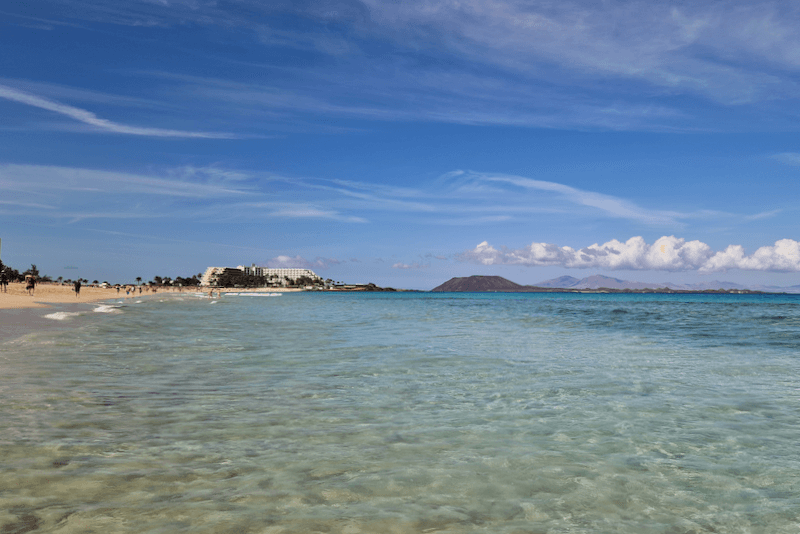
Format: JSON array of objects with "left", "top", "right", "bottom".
[{"left": 1, "top": 0, "right": 799, "bottom": 289}]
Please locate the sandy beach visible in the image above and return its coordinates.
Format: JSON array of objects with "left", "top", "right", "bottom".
[
  {"left": 0, "top": 282, "right": 184, "bottom": 309},
  {"left": 0, "top": 283, "right": 305, "bottom": 310}
]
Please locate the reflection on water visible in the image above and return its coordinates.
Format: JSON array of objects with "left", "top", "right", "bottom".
[{"left": 2, "top": 293, "right": 800, "bottom": 532}]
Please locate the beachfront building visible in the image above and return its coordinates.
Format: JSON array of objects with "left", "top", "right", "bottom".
[
  {"left": 237, "top": 264, "right": 322, "bottom": 285},
  {"left": 200, "top": 265, "right": 323, "bottom": 287},
  {"left": 200, "top": 267, "right": 242, "bottom": 287}
]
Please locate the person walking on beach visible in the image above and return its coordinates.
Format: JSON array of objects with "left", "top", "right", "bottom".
[
  {"left": 25, "top": 275, "right": 35, "bottom": 296},
  {"left": 0, "top": 270, "right": 7, "bottom": 293},
  {"left": 74, "top": 279, "right": 81, "bottom": 297}
]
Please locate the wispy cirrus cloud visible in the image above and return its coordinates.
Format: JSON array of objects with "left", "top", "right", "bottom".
[
  {"left": 235, "top": 193, "right": 368, "bottom": 222},
  {"left": 263, "top": 255, "right": 343, "bottom": 270},
  {"left": 274, "top": 170, "right": 674, "bottom": 225},
  {"left": 0, "top": 163, "right": 372, "bottom": 224},
  {"left": 0, "top": 163, "right": 257, "bottom": 223},
  {"left": 392, "top": 262, "right": 430, "bottom": 270},
  {"left": 444, "top": 171, "right": 690, "bottom": 225},
  {"left": 143, "top": 66, "right": 688, "bottom": 132},
  {"left": 266, "top": 204, "right": 368, "bottom": 223},
  {"left": 745, "top": 209, "right": 782, "bottom": 221},
  {"left": 0, "top": 162, "right": 777, "bottom": 231},
  {"left": 0, "top": 200, "right": 56, "bottom": 209},
  {"left": 0, "top": 84, "right": 236, "bottom": 138},
  {"left": 771, "top": 152, "right": 800, "bottom": 166},
  {"left": 361, "top": 0, "right": 800, "bottom": 106},
  {"left": 0, "top": 164, "right": 248, "bottom": 198},
  {"left": 460, "top": 236, "right": 800, "bottom": 273},
  {"left": 12, "top": 1, "right": 800, "bottom": 132},
  {"left": 150, "top": 1, "right": 800, "bottom": 128}
]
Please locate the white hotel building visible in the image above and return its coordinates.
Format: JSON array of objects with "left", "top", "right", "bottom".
[{"left": 200, "top": 265, "right": 322, "bottom": 287}]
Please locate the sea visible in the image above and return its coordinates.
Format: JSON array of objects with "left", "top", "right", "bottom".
[{"left": 2, "top": 291, "right": 800, "bottom": 533}]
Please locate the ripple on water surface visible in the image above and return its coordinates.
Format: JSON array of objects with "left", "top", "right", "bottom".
[{"left": 2, "top": 292, "right": 800, "bottom": 533}]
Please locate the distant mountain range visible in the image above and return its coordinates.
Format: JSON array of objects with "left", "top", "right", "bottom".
[
  {"left": 431, "top": 274, "right": 800, "bottom": 293},
  {"left": 535, "top": 274, "right": 738, "bottom": 290}
]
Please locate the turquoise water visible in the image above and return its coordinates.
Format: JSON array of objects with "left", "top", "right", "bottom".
[{"left": 2, "top": 292, "right": 800, "bottom": 533}]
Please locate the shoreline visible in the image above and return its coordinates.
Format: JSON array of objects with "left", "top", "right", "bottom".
[
  {"left": 0, "top": 282, "right": 199, "bottom": 310},
  {"left": 0, "top": 284, "right": 188, "bottom": 343},
  {"left": 0, "top": 301, "right": 111, "bottom": 343},
  {"left": 0, "top": 284, "right": 302, "bottom": 343}
]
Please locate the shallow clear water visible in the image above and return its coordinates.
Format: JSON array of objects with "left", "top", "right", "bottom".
[{"left": 2, "top": 292, "right": 800, "bottom": 533}]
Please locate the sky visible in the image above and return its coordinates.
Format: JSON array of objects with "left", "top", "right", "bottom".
[{"left": 1, "top": 0, "right": 799, "bottom": 290}]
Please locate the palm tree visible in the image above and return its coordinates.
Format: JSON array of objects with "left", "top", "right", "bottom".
[
  {"left": 136, "top": 276, "right": 142, "bottom": 286},
  {"left": 24, "top": 264, "right": 40, "bottom": 278}
]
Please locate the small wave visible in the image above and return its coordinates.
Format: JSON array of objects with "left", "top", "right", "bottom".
[
  {"left": 223, "top": 292, "right": 282, "bottom": 297},
  {"left": 44, "top": 311, "right": 82, "bottom": 321},
  {"left": 93, "top": 305, "right": 122, "bottom": 314}
]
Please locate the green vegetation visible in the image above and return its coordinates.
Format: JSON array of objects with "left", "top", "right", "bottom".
[{"left": 150, "top": 275, "right": 201, "bottom": 287}]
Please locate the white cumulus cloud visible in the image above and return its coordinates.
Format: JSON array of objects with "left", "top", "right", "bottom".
[{"left": 459, "top": 236, "right": 800, "bottom": 272}]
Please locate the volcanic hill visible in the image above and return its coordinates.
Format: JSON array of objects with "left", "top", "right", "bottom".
[
  {"left": 430, "top": 274, "right": 800, "bottom": 293},
  {"left": 430, "top": 276, "right": 525, "bottom": 292}
]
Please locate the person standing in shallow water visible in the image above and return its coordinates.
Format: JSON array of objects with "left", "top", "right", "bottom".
[{"left": 74, "top": 280, "right": 81, "bottom": 297}]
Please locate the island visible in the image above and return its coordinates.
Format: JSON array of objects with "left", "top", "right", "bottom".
[{"left": 431, "top": 275, "right": 769, "bottom": 294}]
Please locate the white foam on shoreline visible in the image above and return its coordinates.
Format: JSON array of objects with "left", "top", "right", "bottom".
[
  {"left": 222, "top": 292, "right": 282, "bottom": 297},
  {"left": 93, "top": 304, "right": 122, "bottom": 314},
  {"left": 44, "top": 311, "right": 82, "bottom": 321}
]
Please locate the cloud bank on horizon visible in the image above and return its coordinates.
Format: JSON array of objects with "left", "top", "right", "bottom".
[{"left": 462, "top": 237, "right": 800, "bottom": 273}]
